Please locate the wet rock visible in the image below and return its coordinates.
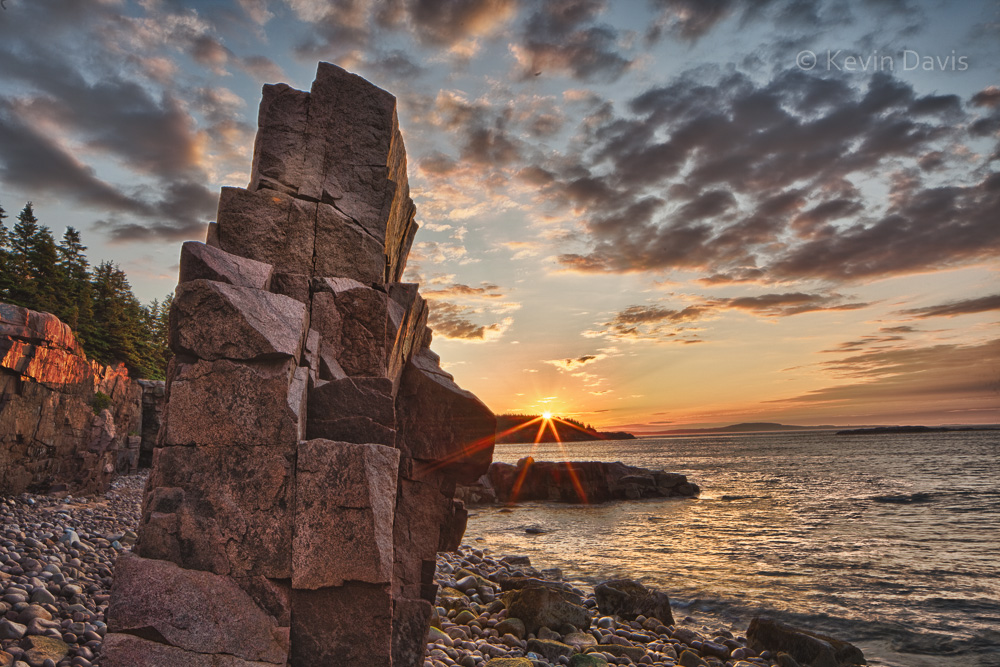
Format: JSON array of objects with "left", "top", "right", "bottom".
[
  {"left": 747, "top": 617, "right": 865, "bottom": 667},
  {"left": 595, "top": 579, "right": 675, "bottom": 627},
  {"left": 503, "top": 587, "right": 591, "bottom": 636}
]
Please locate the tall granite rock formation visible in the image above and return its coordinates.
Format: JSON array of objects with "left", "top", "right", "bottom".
[
  {"left": 103, "top": 63, "right": 497, "bottom": 667},
  {"left": 0, "top": 303, "right": 142, "bottom": 494}
]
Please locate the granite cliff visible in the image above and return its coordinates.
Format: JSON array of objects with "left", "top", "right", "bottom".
[
  {"left": 102, "top": 63, "right": 497, "bottom": 667},
  {"left": 0, "top": 303, "right": 142, "bottom": 495}
]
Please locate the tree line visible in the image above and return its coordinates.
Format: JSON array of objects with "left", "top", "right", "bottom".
[{"left": 0, "top": 201, "right": 171, "bottom": 380}]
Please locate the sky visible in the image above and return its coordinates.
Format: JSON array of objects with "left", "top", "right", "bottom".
[{"left": 0, "top": 0, "right": 998, "bottom": 431}]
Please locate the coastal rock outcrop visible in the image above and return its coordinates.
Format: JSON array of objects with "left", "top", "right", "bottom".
[
  {"left": 747, "top": 617, "right": 866, "bottom": 667},
  {"left": 0, "top": 303, "right": 141, "bottom": 494},
  {"left": 456, "top": 459, "right": 699, "bottom": 504},
  {"left": 104, "top": 62, "right": 496, "bottom": 667},
  {"left": 595, "top": 579, "right": 675, "bottom": 627}
]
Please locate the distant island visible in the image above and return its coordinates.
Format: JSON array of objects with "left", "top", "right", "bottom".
[
  {"left": 652, "top": 422, "right": 838, "bottom": 436},
  {"left": 835, "top": 425, "right": 999, "bottom": 435},
  {"left": 495, "top": 413, "right": 636, "bottom": 444}
]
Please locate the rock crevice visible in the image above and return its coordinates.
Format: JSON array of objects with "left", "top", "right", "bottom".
[{"left": 103, "top": 62, "right": 496, "bottom": 667}]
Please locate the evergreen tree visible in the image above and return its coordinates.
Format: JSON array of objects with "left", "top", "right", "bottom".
[
  {"left": 7, "top": 202, "right": 39, "bottom": 307},
  {"left": 0, "top": 203, "right": 172, "bottom": 379},
  {"left": 0, "top": 203, "right": 10, "bottom": 302},
  {"left": 57, "top": 227, "right": 93, "bottom": 340},
  {"left": 146, "top": 293, "right": 173, "bottom": 380}
]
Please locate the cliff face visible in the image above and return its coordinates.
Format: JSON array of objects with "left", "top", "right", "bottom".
[{"left": 0, "top": 303, "right": 142, "bottom": 494}]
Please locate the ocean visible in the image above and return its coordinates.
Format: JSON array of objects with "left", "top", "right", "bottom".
[{"left": 464, "top": 430, "right": 1000, "bottom": 667}]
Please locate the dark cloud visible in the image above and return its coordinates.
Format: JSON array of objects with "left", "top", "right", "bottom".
[
  {"left": 423, "top": 283, "right": 505, "bottom": 299},
  {"left": 538, "top": 67, "right": 998, "bottom": 282},
  {"left": 0, "top": 105, "right": 150, "bottom": 216},
  {"left": 240, "top": 56, "right": 286, "bottom": 82},
  {"left": 771, "top": 339, "right": 1000, "bottom": 406},
  {"left": 592, "top": 292, "right": 868, "bottom": 342},
  {"left": 899, "top": 294, "right": 1000, "bottom": 319},
  {"left": 293, "top": 0, "right": 517, "bottom": 58},
  {"left": 971, "top": 86, "right": 1000, "bottom": 109},
  {"left": 427, "top": 301, "right": 512, "bottom": 341},
  {"left": 408, "top": 0, "right": 518, "bottom": 46},
  {"left": 0, "top": 1, "right": 229, "bottom": 245},
  {"left": 515, "top": 0, "right": 632, "bottom": 81}
]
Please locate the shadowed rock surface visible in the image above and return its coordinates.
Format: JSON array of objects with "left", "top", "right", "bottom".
[
  {"left": 1, "top": 303, "right": 142, "bottom": 495},
  {"left": 456, "top": 458, "right": 699, "bottom": 505},
  {"left": 103, "top": 62, "right": 496, "bottom": 667}
]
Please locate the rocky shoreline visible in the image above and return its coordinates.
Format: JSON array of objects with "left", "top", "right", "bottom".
[{"left": 1, "top": 473, "right": 862, "bottom": 667}]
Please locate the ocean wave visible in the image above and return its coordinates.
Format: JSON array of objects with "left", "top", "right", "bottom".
[{"left": 872, "top": 492, "right": 934, "bottom": 504}]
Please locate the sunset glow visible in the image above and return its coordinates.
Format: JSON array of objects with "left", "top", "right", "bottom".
[{"left": 0, "top": 1, "right": 996, "bottom": 432}]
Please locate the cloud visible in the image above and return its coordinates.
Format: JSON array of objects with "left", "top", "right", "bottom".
[
  {"left": 971, "top": 86, "right": 1000, "bottom": 109},
  {"left": 899, "top": 294, "right": 1000, "bottom": 319},
  {"left": 544, "top": 353, "right": 608, "bottom": 371},
  {"left": 290, "top": 0, "right": 517, "bottom": 59},
  {"left": 532, "top": 67, "right": 997, "bottom": 283},
  {"left": 427, "top": 301, "right": 514, "bottom": 342},
  {"left": 771, "top": 339, "right": 1000, "bottom": 408},
  {"left": 589, "top": 291, "right": 869, "bottom": 342},
  {"left": 512, "top": 0, "right": 632, "bottom": 81},
  {"left": 0, "top": 0, "right": 236, "bottom": 243},
  {"left": 423, "top": 283, "right": 506, "bottom": 299}
]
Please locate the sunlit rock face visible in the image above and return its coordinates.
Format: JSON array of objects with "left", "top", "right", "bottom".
[
  {"left": 0, "top": 303, "right": 142, "bottom": 494},
  {"left": 102, "top": 62, "right": 496, "bottom": 667}
]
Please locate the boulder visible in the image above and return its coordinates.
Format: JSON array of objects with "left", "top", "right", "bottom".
[
  {"left": 306, "top": 376, "right": 395, "bottom": 446},
  {"left": 170, "top": 280, "right": 307, "bottom": 362},
  {"left": 293, "top": 440, "right": 399, "bottom": 589},
  {"left": 311, "top": 278, "right": 388, "bottom": 377},
  {"left": 747, "top": 617, "right": 865, "bottom": 667},
  {"left": 108, "top": 553, "right": 289, "bottom": 664},
  {"left": 290, "top": 583, "right": 393, "bottom": 667},
  {"left": 137, "top": 444, "right": 295, "bottom": 578},
  {"left": 160, "top": 357, "right": 305, "bottom": 447},
  {"left": 101, "top": 633, "right": 281, "bottom": 666},
  {"left": 392, "top": 596, "right": 434, "bottom": 667},
  {"left": 395, "top": 348, "right": 496, "bottom": 483},
  {"left": 269, "top": 271, "right": 311, "bottom": 303},
  {"left": 21, "top": 636, "right": 70, "bottom": 665},
  {"left": 178, "top": 241, "right": 273, "bottom": 290},
  {"left": 216, "top": 187, "right": 317, "bottom": 275},
  {"left": 462, "top": 460, "right": 699, "bottom": 505},
  {"left": 526, "top": 638, "right": 575, "bottom": 661},
  {"left": 595, "top": 578, "right": 674, "bottom": 626},
  {"left": 386, "top": 283, "right": 428, "bottom": 393},
  {"left": 248, "top": 83, "right": 315, "bottom": 198},
  {"left": 502, "top": 586, "right": 591, "bottom": 636},
  {"left": 313, "top": 201, "right": 387, "bottom": 286}
]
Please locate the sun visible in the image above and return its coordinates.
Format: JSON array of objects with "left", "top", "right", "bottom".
[{"left": 542, "top": 411, "right": 553, "bottom": 420}]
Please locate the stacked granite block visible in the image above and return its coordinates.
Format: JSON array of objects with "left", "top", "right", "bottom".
[{"left": 103, "top": 62, "right": 496, "bottom": 667}]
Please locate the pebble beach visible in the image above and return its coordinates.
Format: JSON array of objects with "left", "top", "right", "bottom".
[{"left": 0, "top": 472, "right": 804, "bottom": 667}]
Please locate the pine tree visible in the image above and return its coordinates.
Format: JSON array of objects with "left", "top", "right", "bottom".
[
  {"left": 57, "top": 226, "right": 93, "bottom": 340},
  {"left": 0, "top": 203, "right": 10, "bottom": 302},
  {"left": 7, "top": 203, "right": 40, "bottom": 307}
]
